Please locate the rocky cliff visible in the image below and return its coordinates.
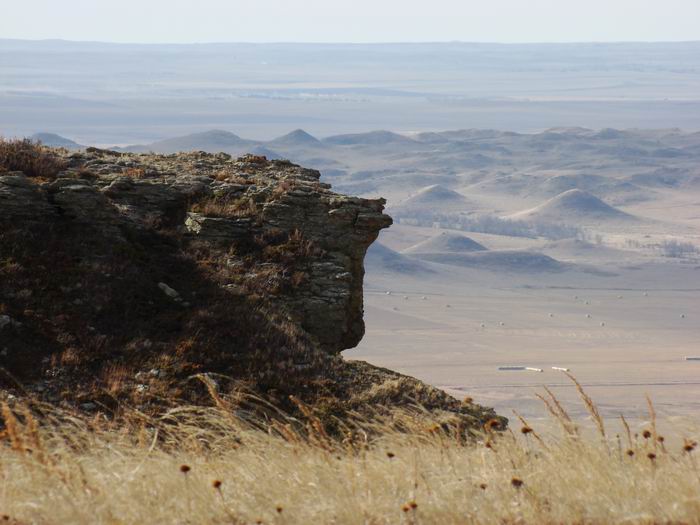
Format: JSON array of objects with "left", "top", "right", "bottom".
[{"left": 0, "top": 143, "right": 501, "bottom": 430}]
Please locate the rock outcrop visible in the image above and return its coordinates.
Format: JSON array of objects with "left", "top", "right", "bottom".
[{"left": 0, "top": 146, "right": 501, "bottom": 431}]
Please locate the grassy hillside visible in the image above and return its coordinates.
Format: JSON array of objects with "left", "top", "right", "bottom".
[{"left": 1, "top": 379, "right": 698, "bottom": 524}]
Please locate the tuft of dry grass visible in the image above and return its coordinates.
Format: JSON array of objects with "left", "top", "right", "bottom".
[
  {"left": 0, "top": 138, "right": 67, "bottom": 179},
  {"left": 123, "top": 167, "right": 146, "bottom": 178},
  {"left": 1, "top": 380, "right": 700, "bottom": 524},
  {"left": 190, "top": 195, "right": 258, "bottom": 218}
]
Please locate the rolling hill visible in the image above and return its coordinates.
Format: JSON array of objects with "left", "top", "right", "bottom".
[
  {"left": 407, "top": 250, "right": 567, "bottom": 273},
  {"left": 403, "top": 232, "right": 487, "bottom": 254},
  {"left": 389, "top": 184, "right": 476, "bottom": 217},
  {"left": 508, "top": 189, "right": 635, "bottom": 223},
  {"left": 365, "top": 242, "right": 433, "bottom": 274}
]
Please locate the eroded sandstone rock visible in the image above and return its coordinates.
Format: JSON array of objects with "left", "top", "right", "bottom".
[{"left": 0, "top": 149, "right": 502, "bottom": 430}]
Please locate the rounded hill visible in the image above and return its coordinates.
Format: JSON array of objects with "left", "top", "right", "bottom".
[{"left": 403, "top": 232, "right": 487, "bottom": 254}]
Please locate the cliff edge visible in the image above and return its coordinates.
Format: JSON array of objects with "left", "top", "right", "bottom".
[{"left": 0, "top": 143, "right": 501, "bottom": 430}]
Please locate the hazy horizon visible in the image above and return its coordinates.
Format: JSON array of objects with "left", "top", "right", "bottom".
[
  {"left": 5, "top": 37, "right": 700, "bottom": 45},
  {"left": 2, "top": 0, "right": 699, "bottom": 43},
  {"left": 3, "top": 40, "right": 700, "bottom": 144}
]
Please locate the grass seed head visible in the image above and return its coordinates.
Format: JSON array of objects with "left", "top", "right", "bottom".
[
  {"left": 428, "top": 423, "right": 441, "bottom": 434},
  {"left": 485, "top": 418, "right": 501, "bottom": 431}
]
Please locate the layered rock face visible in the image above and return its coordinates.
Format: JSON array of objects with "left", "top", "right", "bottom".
[
  {"left": 0, "top": 147, "right": 501, "bottom": 429},
  {"left": 2, "top": 150, "right": 390, "bottom": 353}
]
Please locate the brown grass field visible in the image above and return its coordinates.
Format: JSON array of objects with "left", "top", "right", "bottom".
[{"left": 2, "top": 378, "right": 700, "bottom": 524}]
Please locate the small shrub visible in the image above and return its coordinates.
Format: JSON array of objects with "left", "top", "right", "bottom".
[
  {"left": 660, "top": 239, "right": 698, "bottom": 258},
  {"left": 101, "top": 363, "right": 131, "bottom": 394},
  {"left": 123, "top": 167, "right": 146, "bottom": 179},
  {"left": 214, "top": 169, "right": 249, "bottom": 183},
  {"left": 190, "top": 196, "right": 258, "bottom": 218},
  {"left": 241, "top": 154, "right": 268, "bottom": 165},
  {"left": 0, "top": 138, "right": 66, "bottom": 179},
  {"left": 271, "top": 179, "right": 296, "bottom": 198}
]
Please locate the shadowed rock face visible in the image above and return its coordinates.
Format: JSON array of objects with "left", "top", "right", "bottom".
[
  {"left": 256, "top": 174, "right": 392, "bottom": 350},
  {"left": 1, "top": 150, "right": 391, "bottom": 353}
]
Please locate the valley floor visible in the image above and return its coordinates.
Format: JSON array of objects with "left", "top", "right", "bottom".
[{"left": 352, "top": 224, "right": 700, "bottom": 426}]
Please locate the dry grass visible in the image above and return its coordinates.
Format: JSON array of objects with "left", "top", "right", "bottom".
[
  {"left": 123, "top": 167, "right": 146, "bottom": 179},
  {"left": 2, "top": 381, "right": 700, "bottom": 524},
  {"left": 0, "top": 138, "right": 66, "bottom": 179},
  {"left": 190, "top": 196, "right": 258, "bottom": 218}
]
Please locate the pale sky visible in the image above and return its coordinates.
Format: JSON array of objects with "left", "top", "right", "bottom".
[{"left": 1, "top": 0, "right": 699, "bottom": 43}]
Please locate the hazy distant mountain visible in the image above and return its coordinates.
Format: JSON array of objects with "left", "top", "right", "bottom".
[
  {"left": 410, "top": 131, "right": 452, "bottom": 144},
  {"left": 365, "top": 242, "right": 433, "bottom": 274},
  {"left": 119, "top": 128, "right": 322, "bottom": 157},
  {"left": 509, "top": 189, "right": 635, "bottom": 222},
  {"left": 31, "top": 132, "right": 83, "bottom": 150},
  {"left": 593, "top": 128, "right": 629, "bottom": 140},
  {"left": 269, "top": 129, "right": 323, "bottom": 147},
  {"left": 323, "top": 130, "right": 417, "bottom": 146},
  {"left": 41, "top": 125, "right": 700, "bottom": 231},
  {"left": 403, "top": 232, "right": 487, "bottom": 254},
  {"left": 248, "top": 145, "right": 285, "bottom": 160},
  {"left": 123, "top": 130, "right": 253, "bottom": 154},
  {"left": 389, "top": 185, "right": 477, "bottom": 217}
]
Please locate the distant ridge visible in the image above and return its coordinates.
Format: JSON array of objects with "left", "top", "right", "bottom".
[
  {"left": 31, "top": 132, "right": 83, "bottom": 150},
  {"left": 410, "top": 131, "right": 451, "bottom": 144},
  {"left": 323, "top": 130, "right": 416, "bottom": 146},
  {"left": 123, "top": 130, "right": 252, "bottom": 154}
]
